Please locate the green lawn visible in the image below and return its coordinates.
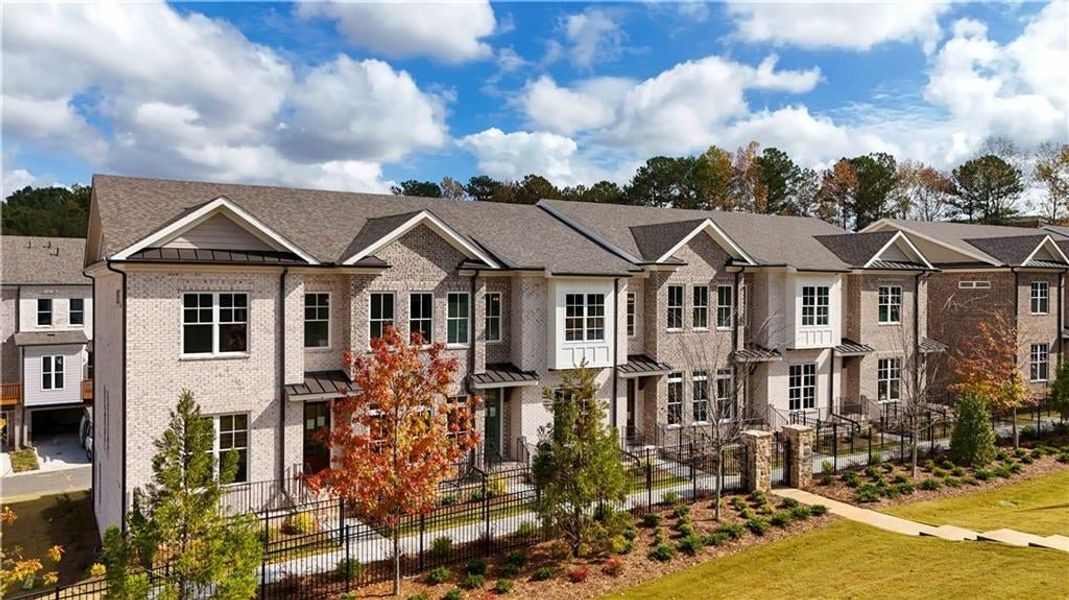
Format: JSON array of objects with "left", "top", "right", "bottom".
[
  {"left": 3, "top": 491, "right": 100, "bottom": 585},
  {"left": 601, "top": 520, "right": 1066, "bottom": 600},
  {"left": 884, "top": 469, "right": 1069, "bottom": 536}
]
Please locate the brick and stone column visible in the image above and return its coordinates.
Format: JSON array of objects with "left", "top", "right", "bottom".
[
  {"left": 740, "top": 429, "right": 772, "bottom": 493},
  {"left": 782, "top": 424, "right": 815, "bottom": 489}
]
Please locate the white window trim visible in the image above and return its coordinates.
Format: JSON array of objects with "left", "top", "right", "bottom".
[
  {"left": 715, "top": 369, "right": 734, "bottom": 423},
  {"left": 484, "top": 292, "right": 502, "bottom": 344},
  {"left": 563, "top": 293, "right": 606, "bottom": 343},
  {"left": 368, "top": 291, "right": 396, "bottom": 344},
  {"left": 1030, "top": 281, "right": 1050, "bottom": 315},
  {"left": 958, "top": 280, "right": 991, "bottom": 290},
  {"left": 626, "top": 292, "right": 636, "bottom": 339},
  {"left": 42, "top": 355, "right": 64, "bottom": 391},
  {"left": 68, "top": 298, "right": 86, "bottom": 328},
  {"left": 800, "top": 286, "right": 830, "bottom": 328},
  {"left": 666, "top": 372, "right": 683, "bottom": 427},
  {"left": 408, "top": 291, "right": 434, "bottom": 345},
  {"left": 788, "top": 363, "right": 816, "bottom": 412},
  {"left": 180, "top": 292, "right": 250, "bottom": 359},
  {"left": 878, "top": 285, "right": 902, "bottom": 325},
  {"left": 1030, "top": 343, "right": 1050, "bottom": 382},
  {"left": 36, "top": 298, "right": 53, "bottom": 328},
  {"left": 691, "top": 371, "right": 709, "bottom": 424},
  {"left": 877, "top": 357, "right": 902, "bottom": 402},
  {"left": 304, "top": 292, "right": 332, "bottom": 350},
  {"left": 666, "top": 285, "right": 684, "bottom": 332},
  {"left": 716, "top": 284, "right": 733, "bottom": 330},
  {"left": 692, "top": 285, "right": 709, "bottom": 331},
  {"left": 446, "top": 291, "right": 471, "bottom": 347},
  {"left": 210, "top": 412, "right": 250, "bottom": 486}
]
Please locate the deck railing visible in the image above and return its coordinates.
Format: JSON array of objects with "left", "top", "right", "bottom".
[
  {"left": 81, "top": 379, "right": 93, "bottom": 401},
  {"left": 0, "top": 383, "right": 21, "bottom": 406}
]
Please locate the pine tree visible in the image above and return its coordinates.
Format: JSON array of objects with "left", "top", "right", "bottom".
[
  {"left": 1049, "top": 360, "right": 1069, "bottom": 421},
  {"left": 532, "top": 365, "right": 629, "bottom": 557},
  {"left": 103, "top": 390, "right": 262, "bottom": 600},
  {"left": 949, "top": 392, "right": 997, "bottom": 468}
]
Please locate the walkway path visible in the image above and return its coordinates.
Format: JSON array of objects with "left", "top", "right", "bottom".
[
  {"left": 773, "top": 488, "right": 1069, "bottom": 552},
  {"left": 0, "top": 464, "right": 91, "bottom": 502}
]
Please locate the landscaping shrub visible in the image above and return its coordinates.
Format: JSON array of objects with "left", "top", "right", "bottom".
[
  {"left": 663, "top": 491, "right": 681, "bottom": 505},
  {"left": 739, "top": 507, "right": 755, "bottom": 520},
  {"left": 770, "top": 511, "right": 792, "bottom": 528},
  {"left": 951, "top": 466, "right": 965, "bottom": 477},
  {"left": 993, "top": 464, "right": 1013, "bottom": 478},
  {"left": 869, "top": 452, "right": 883, "bottom": 466},
  {"left": 881, "top": 462, "right": 894, "bottom": 473},
  {"left": 532, "top": 566, "right": 554, "bottom": 581},
  {"left": 702, "top": 531, "right": 730, "bottom": 547},
  {"left": 920, "top": 478, "right": 942, "bottom": 491},
  {"left": 409, "top": 594, "right": 429, "bottom": 600},
  {"left": 892, "top": 473, "right": 910, "bottom": 485},
  {"left": 780, "top": 496, "right": 800, "bottom": 509},
  {"left": 1009, "top": 462, "right": 1023, "bottom": 474},
  {"left": 459, "top": 574, "right": 486, "bottom": 590},
  {"left": 652, "top": 528, "right": 666, "bottom": 546},
  {"left": 842, "top": 471, "right": 861, "bottom": 488},
  {"left": 895, "top": 482, "right": 916, "bottom": 495},
  {"left": 336, "top": 558, "right": 364, "bottom": 581},
  {"left": 1059, "top": 452, "right": 1069, "bottom": 464},
  {"left": 672, "top": 504, "right": 690, "bottom": 519},
  {"left": 516, "top": 521, "right": 539, "bottom": 538},
  {"left": 439, "top": 494, "right": 459, "bottom": 507},
  {"left": 944, "top": 476, "right": 962, "bottom": 488},
  {"left": 1030, "top": 448, "right": 1045, "bottom": 459},
  {"left": 820, "top": 460, "right": 835, "bottom": 485},
  {"left": 486, "top": 473, "right": 508, "bottom": 497},
  {"left": 648, "top": 542, "right": 677, "bottom": 561},
  {"left": 432, "top": 536, "right": 453, "bottom": 557},
  {"left": 731, "top": 496, "right": 748, "bottom": 511},
  {"left": 759, "top": 502, "right": 776, "bottom": 515},
  {"left": 623, "top": 526, "right": 638, "bottom": 541},
  {"left": 864, "top": 465, "right": 880, "bottom": 479},
  {"left": 974, "top": 468, "right": 992, "bottom": 481},
  {"left": 677, "top": 534, "right": 703, "bottom": 556},
  {"left": 567, "top": 567, "right": 590, "bottom": 583},
  {"left": 283, "top": 512, "right": 315, "bottom": 534},
  {"left": 855, "top": 483, "right": 881, "bottom": 503},
  {"left": 950, "top": 392, "right": 997, "bottom": 467},
  {"left": 810, "top": 504, "right": 829, "bottom": 516},
  {"left": 88, "top": 563, "right": 107, "bottom": 578},
  {"left": 789, "top": 505, "right": 812, "bottom": 520},
  {"left": 9, "top": 449, "right": 38, "bottom": 473},
  {"left": 745, "top": 517, "right": 768, "bottom": 536},
  {"left": 931, "top": 467, "right": 946, "bottom": 478},
  {"left": 940, "top": 459, "right": 954, "bottom": 470},
  {"left": 748, "top": 490, "right": 767, "bottom": 505},
  {"left": 506, "top": 550, "right": 527, "bottom": 567},
  {"left": 494, "top": 579, "right": 514, "bottom": 594},
  {"left": 962, "top": 476, "right": 979, "bottom": 486},
  {"left": 677, "top": 522, "right": 696, "bottom": 537},
  {"left": 427, "top": 566, "right": 452, "bottom": 585},
  {"left": 466, "top": 559, "right": 488, "bottom": 576},
  {"left": 923, "top": 459, "right": 937, "bottom": 472},
  {"left": 995, "top": 449, "right": 1009, "bottom": 461},
  {"left": 1020, "top": 454, "right": 1034, "bottom": 464},
  {"left": 610, "top": 535, "right": 634, "bottom": 555},
  {"left": 601, "top": 558, "right": 624, "bottom": 577},
  {"left": 641, "top": 513, "right": 662, "bottom": 528},
  {"left": 443, "top": 590, "right": 462, "bottom": 600},
  {"left": 718, "top": 523, "right": 746, "bottom": 540},
  {"left": 498, "top": 564, "right": 520, "bottom": 579}
]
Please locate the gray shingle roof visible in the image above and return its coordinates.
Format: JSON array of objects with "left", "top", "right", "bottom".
[
  {"left": 815, "top": 232, "right": 895, "bottom": 267},
  {"left": 963, "top": 235, "right": 1061, "bottom": 267},
  {"left": 90, "top": 175, "right": 635, "bottom": 276},
  {"left": 873, "top": 219, "right": 1048, "bottom": 265},
  {"left": 541, "top": 200, "right": 852, "bottom": 271},
  {"left": 2, "top": 236, "right": 90, "bottom": 286}
]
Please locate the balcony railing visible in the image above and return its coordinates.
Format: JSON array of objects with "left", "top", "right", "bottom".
[
  {"left": 0, "top": 383, "right": 20, "bottom": 407},
  {"left": 81, "top": 379, "right": 93, "bottom": 402}
]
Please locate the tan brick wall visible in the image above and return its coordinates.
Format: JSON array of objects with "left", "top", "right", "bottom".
[
  {"left": 853, "top": 274, "right": 920, "bottom": 402},
  {"left": 302, "top": 274, "right": 350, "bottom": 374},
  {"left": 1, "top": 288, "right": 18, "bottom": 383},
  {"left": 92, "top": 271, "right": 128, "bottom": 534},
  {"left": 485, "top": 277, "right": 512, "bottom": 364},
  {"left": 1017, "top": 272, "right": 1061, "bottom": 394}
]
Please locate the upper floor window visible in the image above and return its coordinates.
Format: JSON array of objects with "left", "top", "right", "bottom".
[
  {"left": 667, "top": 372, "right": 683, "bottom": 425},
  {"left": 409, "top": 293, "right": 433, "bottom": 344},
  {"left": 212, "top": 413, "right": 248, "bottom": 483},
  {"left": 304, "top": 293, "right": 330, "bottom": 348},
  {"left": 37, "top": 298, "right": 52, "bottom": 326},
  {"left": 878, "top": 286, "right": 902, "bottom": 324},
  {"left": 69, "top": 298, "right": 85, "bottom": 326},
  {"left": 485, "top": 292, "right": 502, "bottom": 343},
  {"left": 801, "top": 286, "right": 829, "bottom": 327},
  {"left": 715, "top": 369, "right": 735, "bottom": 420},
  {"left": 1030, "top": 343, "right": 1049, "bottom": 382},
  {"left": 958, "top": 280, "right": 991, "bottom": 290},
  {"left": 692, "top": 370, "right": 709, "bottom": 423},
  {"left": 666, "top": 285, "right": 683, "bottom": 330},
  {"left": 788, "top": 364, "right": 816, "bottom": 411},
  {"left": 369, "top": 292, "right": 394, "bottom": 341},
  {"left": 564, "top": 293, "right": 605, "bottom": 342},
  {"left": 42, "top": 355, "right": 64, "bottom": 390},
  {"left": 716, "top": 285, "right": 733, "bottom": 329},
  {"left": 692, "top": 286, "right": 709, "bottom": 329},
  {"left": 447, "top": 292, "right": 470, "bottom": 345},
  {"left": 877, "top": 357, "right": 901, "bottom": 402},
  {"left": 626, "top": 293, "right": 636, "bottom": 338},
  {"left": 1030, "top": 281, "right": 1049, "bottom": 314},
  {"left": 182, "top": 293, "right": 248, "bottom": 356}
]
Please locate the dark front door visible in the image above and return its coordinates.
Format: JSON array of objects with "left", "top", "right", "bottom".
[
  {"left": 303, "top": 402, "right": 330, "bottom": 475},
  {"left": 626, "top": 379, "right": 637, "bottom": 442},
  {"left": 484, "top": 389, "right": 501, "bottom": 461}
]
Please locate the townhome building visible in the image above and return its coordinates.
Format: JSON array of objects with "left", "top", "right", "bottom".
[
  {"left": 863, "top": 219, "right": 1069, "bottom": 399},
  {"left": 1, "top": 236, "right": 94, "bottom": 449}
]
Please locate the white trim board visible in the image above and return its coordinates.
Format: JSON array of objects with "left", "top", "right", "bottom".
[{"left": 863, "top": 230, "right": 934, "bottom": 270}]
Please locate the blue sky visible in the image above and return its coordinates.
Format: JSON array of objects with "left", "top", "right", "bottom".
[{"left": 2, "top": 1, "right": 1066, "bottom": 195}]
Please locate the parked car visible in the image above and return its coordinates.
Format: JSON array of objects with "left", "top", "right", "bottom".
[{"left": 79, "top": 408, "right": 93, "bottom": 461}]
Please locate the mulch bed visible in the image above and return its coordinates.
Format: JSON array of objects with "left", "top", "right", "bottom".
[
  {"left": 808, "top": 447, "right": 1069, "bottom": 509},
  {"left": 329, "top": 492, "right": 835, "bottom": 599}
]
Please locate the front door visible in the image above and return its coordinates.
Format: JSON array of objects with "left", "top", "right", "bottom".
[
  {"left": 303, "top": 401, "right": 330, "bottom": 475},
  {"left": 626, "top": 379, "right": 637, "bottom": 442},
  {"left": 484, "top": 389, "right": 501, "bottom": 461}
]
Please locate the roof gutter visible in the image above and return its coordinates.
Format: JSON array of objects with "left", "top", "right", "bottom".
[
  {"left": 278, "top": 268, "right": 289, "bottom": 481},
  {"left": 611, "top": 277, "right": 620, "bottom": 430},
  {"left": 104, "top": 259, "right": 128, "bottom": 532}
]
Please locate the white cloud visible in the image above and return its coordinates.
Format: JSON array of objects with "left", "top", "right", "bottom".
[
  {"left": 560, "top": 8, "right": 625, "bottom": 69},
  {"left": 496, "top": 47, "right": 528, "bottom": 73},
  {"left": 727, "top": 1, "right": 950, "bottom": 52},
  {"left": 519, "top": 76, "right": 632, "bottom": 135},
  {"left": 296, "top": 1, "right": 496, "bottom": 64},
  {"left": 458, "top": 128, "right": 614, "bottom": 186}
]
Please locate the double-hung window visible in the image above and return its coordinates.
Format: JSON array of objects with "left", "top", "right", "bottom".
[
  {"left": 409, "top": 293, "right": 433, "bottom": 343},
  {"left": 447, "top": 292, "right": 470, "bottom": 345},
  {"left": 304, "top": 293, "right": 330, "bottom": 348},
  {"left": 485, "top": 292, "right": 502, "bottom": 343},
  {"left": 212, "top": 413, "right": 248, "bottom": 483},
  {"left": 369, "top": 292, "right": 394, "bottom": 341},
  {"left": 666, "top": 285, "right": 683, "bottom": 330},
  {"left": 42, "top": 355, "right": 64, "bottom": 390},
  {"left": 788, "top": 364, "right": 816, "bottom": 411},
  {"left": 692, "top": 286, "right": 709, "bottom": 329},
  {"left": 716, "top": 285, "right": 733, "bottom": 329},
  {"left": 877, "top": 358, "right": 901, "bottom": 402},
  {"left": 69, "top": 298, "right": 85, "bottom": 326},
  {"left": 667, "top": 372, "right": 683, "bottom": 425},
  {"left": 564, "top": 293, "right": 605, "bottom": 341},
  {"left": 801, "top": 286, "right": 829, "bottom": 327},
  {"left": 626, "top": 293, "right": 636, "bottom": 338},
  {"left": 182, "top": 293, "right": 248, "bottom": 356},
  {"left": 1030, "top": 281, "right": 1049, "bottom": 314},
  {"left": 37, "top": 299, "right": 52, "bottom": 326},
  {"left": 878, "top": 286, "right": 902, "bottom": 324},
  {"left": 715, "top": 369, "right": 734, "bottom": 420},
  {"left": 692, "top": 371, "right": 709, "bottom": 423},
  {"left": 1031, "top": 343, "right": 1050, "bottom": 382}
]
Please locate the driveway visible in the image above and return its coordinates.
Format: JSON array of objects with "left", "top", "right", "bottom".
[{"left": 1, "top": 465, "right": 91, "bottom": 502}]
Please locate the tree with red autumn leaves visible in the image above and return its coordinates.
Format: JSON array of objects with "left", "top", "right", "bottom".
[
  {"left": 951, "top": 311, "right": 1035, "bottom": 448},
  {"left": 306, "top": 326, "right": 479, "bottom": 596}
]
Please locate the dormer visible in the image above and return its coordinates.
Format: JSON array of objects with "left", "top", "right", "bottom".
[
  {"left": 785, "top": 272, "right": 842, "bottom": 350},
  {"left": 547, "top": 277, "right": 616, "bottom": 370}
]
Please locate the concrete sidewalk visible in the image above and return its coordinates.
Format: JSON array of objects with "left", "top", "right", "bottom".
[
  {"left": 0, "top": 465, "right": 91, "bottom": 502},
  {"left": 774, "top": 488, "right": 943, "bottom": 537}
]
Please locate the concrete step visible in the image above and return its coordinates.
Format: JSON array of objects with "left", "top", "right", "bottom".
[
  {"left": 1030, "top": 534, "right": 1069, "bottom": 552},
  {"left": 977, "top": 528, "right": 1046, "bottom": 547},
  {"left": 921, "top": 525, "right": 979, "bottom": 541}
]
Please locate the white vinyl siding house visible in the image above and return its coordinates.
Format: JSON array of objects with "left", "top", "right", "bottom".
[{"left": 23, "top": 345, "right": 84, "bottom": 407}]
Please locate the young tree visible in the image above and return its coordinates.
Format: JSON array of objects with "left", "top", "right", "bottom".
[
  {"left": 103, "top": 390, "right": 262, "bottom": 600},
  {"left": 888, "top": 319, "right": 945, "bottom": 477},
  {"left": 1049, "top": 359, "right": 1069, "bottom": 422},
  {"left": 306, "top": 327, "right": 479, "bottom": 596},
  {"left": 951, "top": 311, "right": 1033, "bottom": 448},
  {"left": 532, "top": 366, "right": 628, "bottom": 557},
  {"left": 1, "top": 507, "right": 62, "bottom": 595},
  {"left": 439, "top": 176, "right": 468, "bottom": 201},
  {"left": 1033, "top": 142, "right": 1069, "bottom": 223},
  {"left": 949, "top": 392, "right": 997, "bottom": 467},
  {"left": 949, "top": 155, "right": 1023, "bottom": 224}
]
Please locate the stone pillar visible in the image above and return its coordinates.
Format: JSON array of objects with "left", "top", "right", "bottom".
[
  {"left": 740, "top": 429, "right": 772, "bottom": 493},
  {"left": 782, "top": 424, "right": 815, "bottom": 489}
]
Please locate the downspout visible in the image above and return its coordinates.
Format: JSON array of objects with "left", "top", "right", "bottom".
[
  {"left": 468, "top": 273, "right": 477, "bottom": 393},
  {"left": 828, "top": 347, "right": 835, "bottom": 414},
  {"left": 1059, "top": 271, "right": 1064, "bottom": 366},
  {"left": 278, "top": 268, "right": 289, "bottom": 482},
  {"left": 913, "top": 272, "right": 922, "bottom": 400},
  {"left": 15, "top": 286, "right": 23, "bottom": 449},
  {"left": 732, "top": 266, "right": 745, "bottom": 418},
  {"left": 104, "top": 260, "right": 127, "bottom": 532},
  {"left": 611, "top": 278, "right": 620, "bottom": 429}
]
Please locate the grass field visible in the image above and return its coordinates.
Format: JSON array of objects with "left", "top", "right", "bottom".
[
  {"left": 3, "top": 491, "right": 100, "bottom": 585},
  {"left": 601, "top": 520, "right": 1066, "bottom": 600},
  {"left": 884, "top": 469, "right": 1069, "bottom": 536}
]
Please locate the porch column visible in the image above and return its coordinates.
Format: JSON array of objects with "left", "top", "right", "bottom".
[
  {"left": 740, "top": 429, "right": 772, "bottom": 493},
  {"left": 782, "top": 424, "right": 815, "bottom": 489}
]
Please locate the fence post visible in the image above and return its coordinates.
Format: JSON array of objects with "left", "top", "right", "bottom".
[
  {"left": 344, "top": 522, "right": 352, "bottom": 590},
  {"left": 690, "top": 447, "right": 696, "bottom": 501},
  {"left": 832, "top": 423, "right": 838, "bottom": 472},
  {"left": 418, "top": 514, "right": 426, "bottom": 571},
  {"left": 483, "top": 477, "right": 491, "bottom": 556},
  {"left": 645, "top": 448, "right": 653, "bottom": 510},
  {"left": 867, "top": 433, "right": 873, "bottom": 464}
]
